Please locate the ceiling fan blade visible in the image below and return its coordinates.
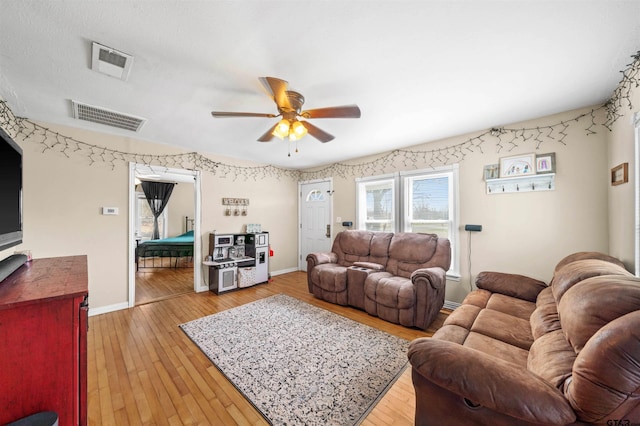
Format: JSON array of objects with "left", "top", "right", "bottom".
[
  {"left": 211, "top": 111, "right": 276, "bottom": 118},
  {"left": 301, "top": 104, "right": 361, "bottom": 119},
  {"left": 257, "top": 123, "right": 278, "bottom": 142},
  {"left": 302, "top": 121, "right": 334, "bottom": 143},
  {"left": 259, "top": 76, "right": 291, "bottom": 110}
]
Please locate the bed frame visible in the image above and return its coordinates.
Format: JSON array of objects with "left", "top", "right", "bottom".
[{"left": 135, "top": 216, "right": 194, "bottom": 269}]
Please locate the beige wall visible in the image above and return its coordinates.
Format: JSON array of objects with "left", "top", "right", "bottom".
[
  {"left": 0, "top": 102, "right": 626, "bottom": 308},
  {"left": 324, "top": 107, "right": 610, "bottom": 303},
  {"left": 0, "top": 123, "right": 300, "bottom": 311},
  {"left": 165, "top": 181, "right": 194, "bottom": 236},
  {"left": 607, "top": 91, "right": 639, "bottom": 272}
]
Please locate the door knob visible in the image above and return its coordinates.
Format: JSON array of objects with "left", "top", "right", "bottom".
[{"left": 326, "top": 224, "right": 331, "bottom": 238}]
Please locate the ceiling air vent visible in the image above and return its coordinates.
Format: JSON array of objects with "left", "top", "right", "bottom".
[
  {"left": 71, "top": 100, "right": 146, "bottom": 132},
  {"left": 91, "top": 42, "right": 133, "bottom": 80}
]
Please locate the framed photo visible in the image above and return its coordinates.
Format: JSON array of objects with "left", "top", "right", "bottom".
[
  {"left": 535, "top": 152, "right": 556, "bottom": 174},
  {"left": 499, "top": 153, "right": 535, "bottom": 177},
  {"left": 483, "top": 164, "right": 500, "bottom": 180},
  {"left": 611, "top": 162, "right": 628, "bottom": 186}
]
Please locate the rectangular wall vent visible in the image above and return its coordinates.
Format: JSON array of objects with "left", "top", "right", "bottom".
[
  {"left": 71, "top": 100, "right": 146, "bottom": 132},
  {"left": 91, "top": 42, "right": 133, "bottom": 80}
]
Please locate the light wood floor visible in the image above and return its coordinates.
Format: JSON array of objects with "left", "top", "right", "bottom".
[
  {"left": 89, "top": 270, "right": 448, "bottom": 425},
  {"left": 135, "top": 258, "right": 194, "bottom": 305}
]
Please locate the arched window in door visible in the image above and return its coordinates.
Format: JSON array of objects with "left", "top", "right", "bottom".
[{"left": 306, "top": 189, "right": 326, "bottom": 202}]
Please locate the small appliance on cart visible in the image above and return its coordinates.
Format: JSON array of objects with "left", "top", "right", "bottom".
[
  {"left": 207, "top": 234, "right": 238, "bottom": 294},
  {"left": 245, "top": 232, "right": 269, "bottom": 285}
]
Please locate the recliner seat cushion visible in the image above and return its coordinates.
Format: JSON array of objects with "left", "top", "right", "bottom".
[
  {"left": 309, "top": 264, "right": 348, "bottom": 292},
  {"left": 365, "top": 275, "right": 415, "bottom": 309}
]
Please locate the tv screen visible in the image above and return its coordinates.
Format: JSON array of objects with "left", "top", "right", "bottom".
[{"left": 0, "top": 127, "right": 23, "bottom": 251}]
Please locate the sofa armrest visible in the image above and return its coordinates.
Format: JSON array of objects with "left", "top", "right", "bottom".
[
  {"left": 475, "top": 271, "right": 547, "bottom": 302},
  {"left": 408, "top": 338, "right": 576, "bottom": 425},
  {"left": 411, "top": 267, "right": 446, "bottom": 289},
  {"left": 306, "top": 252, "right": 337, "bottom": 269}
]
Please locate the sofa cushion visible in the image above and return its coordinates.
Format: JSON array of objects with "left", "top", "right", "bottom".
[
  {"left": 551, "top": 259, "right": 632, "bottom": 303},
  {"left": 486, "top": 293, "right": 536, "bottom": 320},
  {"left": 552, "top": 251, "right": 626, "bottom": 277},
  {"left": 463, "top": 332, "right": 529, "bottom": 366},
  {"left": 442, "top": 304, "right": 482, "bottom": 330},
  {"left": 530, "top": 287, "right": 561, "bottom": 339},
  {"left": 470, "top": 309, "right": 534, "bottom": 350},
  {"left": 335, "top": 230, "right": 373, "bottom": 260},
  {"left": 564, "top": 310, "right": 640, "bottom": 423},
  {"left": 431, "top": 324, "right": 470, "bottom": 345},
  {"left": 460, "top": 288, "right": 492, "bottom": 309},
  {"left": 527, "top": 330, "right": 576, "bottom": 390},
  {"left": 476, "top": 272, "right": 547, "bottom": 302},
  {"left": 311, "top": 263, "right": 348, "bottom": 292},
  {"left": 385, "top": 233, "right": 450, "bottom": 278},
  {"left": 558, "top": 275, "right": 640, "bottom": 354},
  {"left": 364, "top": 275, "right": 415, "bottom": 309}
]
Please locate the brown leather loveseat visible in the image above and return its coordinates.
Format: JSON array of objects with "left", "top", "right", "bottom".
[
  {"left": 408, "top": 252, "right": 640, "bottom": 425},
  {"left": 306, "top": 230, "right": 451, "bottom": 329}
]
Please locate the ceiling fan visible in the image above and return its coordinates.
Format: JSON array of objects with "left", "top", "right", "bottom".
[{"left": 211, "top": 77, "right": 361, "bottom": 144}]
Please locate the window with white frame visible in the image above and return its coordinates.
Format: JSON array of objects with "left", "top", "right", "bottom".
[
  {"left": 135, "top": 192, "right": 168, "bottom": 241},
  {"left": 356, "top": 165, "right": 459, "bottom": 274},
  {"left": 356, "top": 175, "right": 397, "bottom": 232}
]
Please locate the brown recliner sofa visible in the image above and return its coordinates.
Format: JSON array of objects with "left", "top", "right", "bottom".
[
  {"left": 306, "top": 230, "right": 451, "bottom": 329},
  {"left": 408, "top": 251, "right": 640, "bottom": 425}
]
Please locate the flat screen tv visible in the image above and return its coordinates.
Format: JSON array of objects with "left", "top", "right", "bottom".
[{"left": 0, "top": 127, "right": 23, "bottom": 251}]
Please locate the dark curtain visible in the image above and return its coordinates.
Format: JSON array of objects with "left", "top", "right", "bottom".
[{"left": 141, "top": 181, "right": 175, "bottom": 240}]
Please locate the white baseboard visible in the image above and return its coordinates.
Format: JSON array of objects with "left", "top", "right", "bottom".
[
  {"left": 89, "top": 301, "right": 129, "bottom": 317},
  {"left": 271, "top": 267, "right": 299, "bottom": 276},
  {"left": 443, "top": 300, "right": 461, "bottom": 311}
]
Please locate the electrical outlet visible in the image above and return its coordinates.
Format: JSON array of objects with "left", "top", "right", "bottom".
[
  {"left": 336, "top": 216, "right": 342, "bottom": 223},
  {"left": 102, "top": 207, "right": 119, "bottom": 215}
]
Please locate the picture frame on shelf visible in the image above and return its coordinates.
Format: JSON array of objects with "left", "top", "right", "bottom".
[
  {"left": 535, "top": 152, "right": 556, "bottom": 174},
  {"left": 499, "top": 153, "right": 536, "bottom": 177},
  {"left": 483, "top": 164, "right": 500, "bottom": 180},
  {"left": 611, "top": 162, "right": 629, "bottom": 186}
]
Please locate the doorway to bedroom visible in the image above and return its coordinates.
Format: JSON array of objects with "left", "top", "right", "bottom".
[{"left": 128, "top": 163, "right": 202, "bottom": 306}]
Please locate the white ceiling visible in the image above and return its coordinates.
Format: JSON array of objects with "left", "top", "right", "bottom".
[{"left": 1, "top": 1, "right": 639, "bottom": 169}]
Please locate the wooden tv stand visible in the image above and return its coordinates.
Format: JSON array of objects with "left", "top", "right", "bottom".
[{"left": 0, "top": 255, "right": 88, "bottom": 426}]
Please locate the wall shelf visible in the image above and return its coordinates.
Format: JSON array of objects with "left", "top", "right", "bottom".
[{"left": 486, "top": 173, "right": 555, "bottom": 194}]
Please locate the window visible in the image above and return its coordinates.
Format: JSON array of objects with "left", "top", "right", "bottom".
[
  {"left": 135, "top": 192, "right": 167, "bottom": 241},
  {"left": 306, "top": 189, "right": 326, "bottom": 202},
  {"left": 403, "top": 172, "right": 452, "bottom": 237},
  {"left": 356, "top": 176, "right": 397, "bottom": 232},
  {"left": 356, "top": 165, "right": 459, "bottom": 274}
]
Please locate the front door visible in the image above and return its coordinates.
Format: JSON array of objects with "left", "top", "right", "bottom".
[{"left": 299, "top": 180, "right": 332, "bottom": 271}]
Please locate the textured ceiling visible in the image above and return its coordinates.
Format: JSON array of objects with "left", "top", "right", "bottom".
[{"left": 1, "top": 1, "right": 639, "bottom": 169}]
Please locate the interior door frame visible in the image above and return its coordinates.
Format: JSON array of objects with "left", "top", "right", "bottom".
[
  {"left": 128, "top": 163, "right": 204, "bottom": 308},
  {"left": 298, "top": 178, "right": 333, "bottom": 271}
]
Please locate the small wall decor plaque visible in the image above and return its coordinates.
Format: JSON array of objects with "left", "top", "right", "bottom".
[{"left": 611, "top": 162, "right": 629, "bottom": 186}]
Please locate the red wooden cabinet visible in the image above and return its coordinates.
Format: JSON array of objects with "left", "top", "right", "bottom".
[{"left": 0, "top": 256, "right": 88, "bottom": 426}]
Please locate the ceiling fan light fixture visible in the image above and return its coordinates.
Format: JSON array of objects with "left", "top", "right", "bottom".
[
  {"left": 291, "top": 121, "right": 307, "bottom": 138},
  {"left": 273, "top": 119, "right": 290, "bottom": 139}
]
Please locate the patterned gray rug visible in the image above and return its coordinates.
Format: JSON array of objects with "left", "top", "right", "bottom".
[{"left": 179, "top": 294, "right": 410, "bottom": 425}]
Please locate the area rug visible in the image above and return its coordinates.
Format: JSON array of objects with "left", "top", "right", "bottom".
[{"left": 179, "top": 294, "right": 410, "bottom": 425}]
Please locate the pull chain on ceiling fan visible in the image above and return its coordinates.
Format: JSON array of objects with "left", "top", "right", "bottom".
[{"left": 211, "top": 77, "right": 361, "bottom": 155}]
